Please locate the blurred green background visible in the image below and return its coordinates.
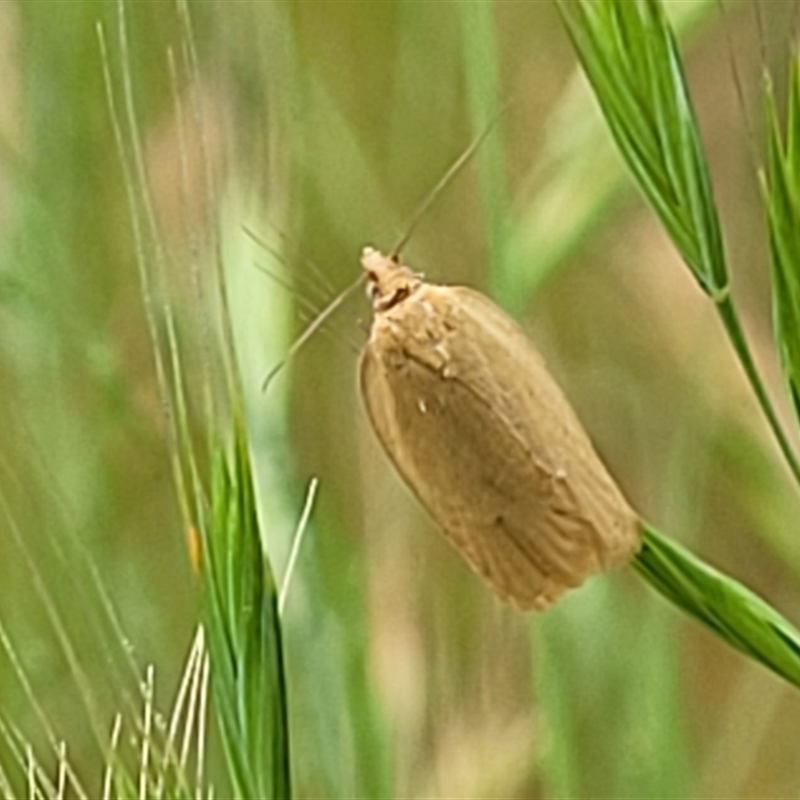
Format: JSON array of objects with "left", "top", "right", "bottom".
[{"left": 3, "top": 1, "right": 800, "bottom": 797}]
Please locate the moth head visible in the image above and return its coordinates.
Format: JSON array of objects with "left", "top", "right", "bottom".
[{"left": 361, "top": 246, "right": 422, "bottom": 312}]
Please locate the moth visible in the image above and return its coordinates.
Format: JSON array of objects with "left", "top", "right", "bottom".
[{"left": 358, "top": 247, "right": 642, "bottom": 611}]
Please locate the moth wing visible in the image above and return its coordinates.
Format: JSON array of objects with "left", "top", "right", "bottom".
[
  {"left": 359, "top": 343, "right": 404, "bottom": 470},
  {"left": 448, "top": 286, "right": 640, "bottom": 571},
  {"left": 359, "top": 337, "right": 597, "bottom": 611}
]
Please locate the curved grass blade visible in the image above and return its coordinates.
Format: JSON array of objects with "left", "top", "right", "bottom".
[
  {"left": 763, "top": 54, "right": 800, "bottom": 428},
  {"left": 557, "top": 0, "right": 725, "bottom": 295},
  {"left": 103, "top": 2, "right": 293, "bottom": 794},
  {"left": 634, "top": 524, "right": 800, "bottom": 689},
  {"left": 509, "top": 0, "right": 715, "bottom": 302},
  {"left": 557, "top": 0, "right": 800, "bottom": 489}
]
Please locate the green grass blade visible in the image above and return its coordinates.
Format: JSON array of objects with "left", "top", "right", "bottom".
[
  {"left": 507, "top": 0, "right": 714, "bottom": 305},
  {"left": 558, "top": 0, "right": 800, "bottom": 488},
  {"left": 201, "top": 429, "right": 291, "bottom": 800},
  {"left": 764, "top": 55, "right": 800, "bottom": 427},
  {"left": 103, "top": 3, "right": 293, "bottom": 795},
  {"left": 557, "top": 0, "right": 725, "bottom": 296},
  {"left": 634, "top": 524, "right": 800, "bottom": 689}
]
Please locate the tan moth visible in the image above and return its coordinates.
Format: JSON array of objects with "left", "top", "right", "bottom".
[
  {"left": 261, "top": 119, "right": 642, "bottom": 610},
  {"left": 358, "top": 247, "right": 642, "bottom": 611}
]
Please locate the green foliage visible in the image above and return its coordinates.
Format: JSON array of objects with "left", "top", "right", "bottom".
[
  {"left": 561, "top": 0, "right": 800, "bottom": 692},
  {"left": 558, "top": 0, "right": 725, "bottom": 296},
  {"left": 202, "top": 433, "right": 290, "bottom": 800},
  {"left": 764, "top": 55, "right": 800, "bottom": 424},
  {"left": 559, "top": 0, "right": 800, "bottom": 487},
  {"left": 101, "top": 1, "right": 294, "bottom": 795},
  {"left": 635, "top": 526, "right": 800, "bottom": 688}
]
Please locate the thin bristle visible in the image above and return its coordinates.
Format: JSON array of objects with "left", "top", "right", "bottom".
[{"left": 390, "top": 102, "right": 509, "bottom": 258}]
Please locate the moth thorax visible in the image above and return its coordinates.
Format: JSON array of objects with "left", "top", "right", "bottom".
[{"left": 361, "top": 246, "right": 422, "bottom": 312}]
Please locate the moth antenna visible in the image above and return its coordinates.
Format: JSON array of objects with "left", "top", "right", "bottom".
[
  {"left": 260, "top": 272, "right": 367, "bottom": 393},
  {"left": 253, "top": 262, "right": 361, "bottom": 353},
  {"left": 244, "top": 224, "right": 334, "bottom": 304},
  {"left": 243, "top": 223, "right": 281, "bottom": 257},
  {"left": 390, "top": 101, "right": 509, "bottom": 259}
]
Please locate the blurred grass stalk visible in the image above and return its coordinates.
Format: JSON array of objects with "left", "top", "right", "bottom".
[
  {"left": 100, "top": 1, "right": 291, "bottom": 797},
  {"left": 559, "top": 0, "right": 800, "bottom": 690}
]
